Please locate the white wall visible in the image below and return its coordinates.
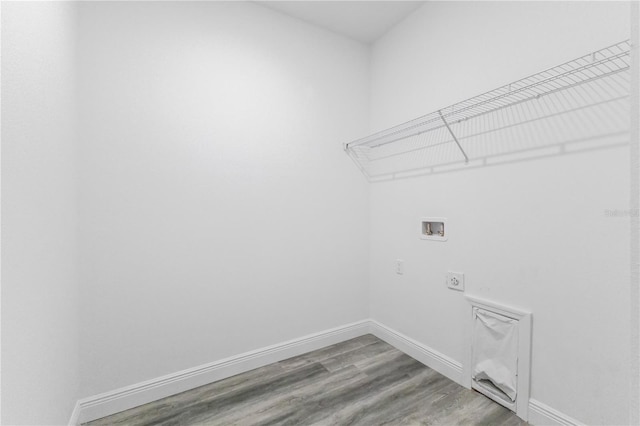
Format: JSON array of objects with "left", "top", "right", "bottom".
[
  {"left": 76, "top": 2, "right": 370, "bottom": 397},
  {"left": 1, "top": 2, "right": 80, "bottom": 424},
  {"left": 369, "top": 2, "right": 631, "bottom": 424}
]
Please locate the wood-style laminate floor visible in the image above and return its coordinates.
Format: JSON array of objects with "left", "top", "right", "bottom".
[{"left": 85, "top": 335, "right": 527, "bottom": 426}]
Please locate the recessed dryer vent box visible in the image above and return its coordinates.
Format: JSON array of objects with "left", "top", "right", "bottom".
[{"left": 421, "top": 217, "right": 447, "bottom": 241}]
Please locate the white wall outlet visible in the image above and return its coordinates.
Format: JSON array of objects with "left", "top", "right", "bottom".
[
  {"left": 446, "top": 271, "right": 464, "bottom": 291},
  {"left": 395, "top": 259, "right": 404, "bottom": 275}
]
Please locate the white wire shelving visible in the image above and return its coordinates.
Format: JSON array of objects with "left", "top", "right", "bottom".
[{"left": 345, "top": 40, "right": 632, "bottom": 181}]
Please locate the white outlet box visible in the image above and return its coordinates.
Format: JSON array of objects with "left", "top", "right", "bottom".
[
  {"left": 446, "top": 271, "right": 464, "bottom": 291},
  {"left": 395, "top": 259, "right": 404, "bottom": 275}
]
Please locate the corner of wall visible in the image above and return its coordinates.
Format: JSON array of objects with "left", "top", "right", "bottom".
[{"left": 629, "top": 2, "right": 640, "bottom": 425}]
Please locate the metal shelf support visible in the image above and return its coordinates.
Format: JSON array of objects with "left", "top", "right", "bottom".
[{"left": 438, "top": 110, "right": 469, "bottom": 163}]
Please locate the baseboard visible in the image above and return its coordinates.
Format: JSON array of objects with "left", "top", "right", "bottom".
[
  {"left": 368, "top": 320, "right": 464, "bottom": 386},
  {"left": 75, "top": 320, "right": 370, "bottom": 424},
  {"left": 68, "top": 401, "right": 81, "bottom": 426},
  {"left": 528, "top": 399, "right": 585, "bottom": 426}
]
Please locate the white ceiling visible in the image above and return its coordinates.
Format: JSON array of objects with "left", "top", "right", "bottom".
[{"left": 258, "top": 1, "right": 425, "bottom": 44}]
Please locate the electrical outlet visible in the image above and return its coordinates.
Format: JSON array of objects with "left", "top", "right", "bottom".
[
  {"left": 446, "top": 271, "right": 464, "bottom": 291},
  {"left": 395, "top": 259, "right": 404, "bottom": 275}
]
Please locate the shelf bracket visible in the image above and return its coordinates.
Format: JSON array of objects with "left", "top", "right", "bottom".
[{"left": 438, "top": 110, "right": 469, "bottom": 164}]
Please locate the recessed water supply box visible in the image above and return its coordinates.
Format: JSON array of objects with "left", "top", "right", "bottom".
[{"left": 420, "top": 218, "right": 447, "bottom": 241}]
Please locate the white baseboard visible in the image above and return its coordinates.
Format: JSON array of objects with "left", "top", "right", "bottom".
[
  {"left": 75, "top": 320, "right": 370, "bottom": 424},
  {"left": 528, "top": 399, "right": 585, "bottom": 426},
  {"left": 368, "top": 320, "right": 464, "bottom": 386},
  {"left": 68, "top": 401, "right": 81, "bottom": 426}
]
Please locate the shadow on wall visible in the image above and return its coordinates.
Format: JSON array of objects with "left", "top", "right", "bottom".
[{"left": 347, "top": 41, "right": 631, "bottom": 182}]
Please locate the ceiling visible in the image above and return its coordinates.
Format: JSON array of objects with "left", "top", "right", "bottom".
[{"left": 258, "top": 1, "right": 425, "bottom": 44}]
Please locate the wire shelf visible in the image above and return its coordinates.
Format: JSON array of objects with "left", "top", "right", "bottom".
[{"left": 345, "top": 40, "right": 632, "bottom": 181}]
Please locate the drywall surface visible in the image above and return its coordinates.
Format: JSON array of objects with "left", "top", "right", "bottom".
[
  {"left": 1, "top": 2, "right": 80, "bottom": 424},
  {"left": 77, "top": 2, "right": 370, "bottom": 397},
  {"left": 369, "top": 2, "right": 631, "bottom": 424}
]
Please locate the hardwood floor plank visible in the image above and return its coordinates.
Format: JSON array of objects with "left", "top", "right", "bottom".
[
  {"left": 277, "top": 335, "right": 378, "bottom": 371},
  {"left": 314, "top": 368, "right": 447, "bottom": 425},
  {"left": 258, "top": 354, "right": 429, "bottom": 425},
  {"left": 87, "top": 363, "right": 329, "bottom": 426},
  {"left": 181, "top": 366, "right": 368, "bottom": 426},
  {"left": 320, "top": 340, "right": 396, "bottom": 373}
]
